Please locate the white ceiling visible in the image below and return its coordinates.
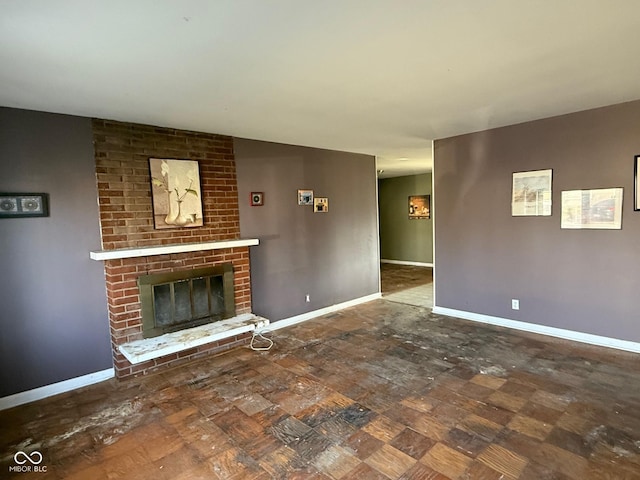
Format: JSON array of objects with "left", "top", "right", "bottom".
[{"left": 2, "top": 1, "right": 640, "bottom": 178}]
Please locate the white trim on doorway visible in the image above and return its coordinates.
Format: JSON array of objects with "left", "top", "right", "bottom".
[{"left": 431, "top": 139, "right": 436, "bottom": 307}]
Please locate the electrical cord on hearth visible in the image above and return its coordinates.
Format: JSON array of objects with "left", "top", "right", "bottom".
[{"left": 250, "top": 329, "right": 274, "bottom": 351}]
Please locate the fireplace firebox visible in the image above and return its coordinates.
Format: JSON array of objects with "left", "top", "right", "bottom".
[{"left": 138, "top": 264, "right": 235, "bottom": 338}]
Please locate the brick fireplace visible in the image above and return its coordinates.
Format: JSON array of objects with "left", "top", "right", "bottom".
[{"left": 91, "top": 119, "right": 256, "bottom": 379}]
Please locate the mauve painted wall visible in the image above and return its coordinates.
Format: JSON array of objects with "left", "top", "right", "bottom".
[
  {"left": 379, "top": 173, "right": 433, "bottom": 263},
  {"left": 434, "top": 100, "right": 640, "bottom": 343},
  {"left": 0, "top": 108, "right": 112, "bottom": 397},
  {"left": 234, "top": 139, "right": 379, "bottom": 321}
]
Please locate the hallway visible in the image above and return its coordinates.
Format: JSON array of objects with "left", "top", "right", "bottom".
[{"left": 380, "top": 263, "right": 433, "bottom": 309}]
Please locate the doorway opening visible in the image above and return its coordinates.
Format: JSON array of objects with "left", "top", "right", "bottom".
[
  {"left": 377, "top": 163, "right": 434, "bottom": 308},
  {"left": 380, "top": 263, "right": 433, "bottom": 308}
]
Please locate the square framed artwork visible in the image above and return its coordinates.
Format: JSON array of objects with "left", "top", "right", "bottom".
[
  {"left": 512, "top": 169, "right": 552, "bottom": 216},
  {"left": 314, "top": 197, "right": 329, "bottom": 213},
  {"left": 250, "top": 192, "right": 264, "bottom": 206},
  {"left": 149, "top": 158, "right": 203, "bottom": 229},
  {"left": 298, "top": 189, "right": 314, "bottom": 206},
  {"left": 408, "top": 195, "right": 430, "bottom": 219},
  {"left": 0, "top": 193, "right": 49, "bottom": 218}
]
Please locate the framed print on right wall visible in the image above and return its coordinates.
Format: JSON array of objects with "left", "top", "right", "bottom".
[
  {"left": 561, "top": 187, "right": 623, "bottom": 229},
  {"left": 635, "top": 155, "right": 640, "bottom": 211}
]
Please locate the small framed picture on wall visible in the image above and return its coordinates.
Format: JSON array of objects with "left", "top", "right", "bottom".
[
  {"left": 561, "top": 188, "right": 623, "bottom": 229},
  {"left": 298, "top": 189, "right": 314, "bottom": 206},
  {"left": 408, "top": 195, "right": 430, "bottom": 219},
  {"left": 314, "top": 197, "right": 329, "bottom": 212},
  {"left": 0, "top": 193, "right": 49, "bottom": 218},
  {"left": 250, "top": 192, "right": 264, "bottom": 206},
  {"left": 511, "top": 169, "right": 552, "bottom": 216}
]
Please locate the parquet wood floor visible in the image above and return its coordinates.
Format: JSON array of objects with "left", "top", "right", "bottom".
[{"left": 2, "top": 299, "right": 639, "bottom": 479}]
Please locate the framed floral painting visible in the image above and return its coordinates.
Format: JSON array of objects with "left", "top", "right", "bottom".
[{"left": 149, "top": 158, "right": 203, "bottom": 229}]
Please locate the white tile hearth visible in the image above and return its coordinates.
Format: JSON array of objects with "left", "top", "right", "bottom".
[{"left": 118, "top": 313, "right": 269, "bottom": 364}]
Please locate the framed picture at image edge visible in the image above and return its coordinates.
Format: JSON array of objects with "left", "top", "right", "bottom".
[
  {"left": 635, "top": 155, "right": 640, "bottom": 211},
  {"left": 0, "top": 193, "right": 49, "bottom": 218}
]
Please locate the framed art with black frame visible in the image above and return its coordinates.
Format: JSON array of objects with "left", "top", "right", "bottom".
[
  {"left": 635, "top": 155, "right": 640, "bottom": 211},
  {"left": 0, "top": 193, "right": 49, "bottom": 218}
]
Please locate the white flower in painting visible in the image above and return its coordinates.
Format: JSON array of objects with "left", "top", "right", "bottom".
[
  {"left": 152, "top": 160, "right": 170, "bottom": 191},
  {"left": 186, "top": 168, "right": 197, "bottom": 183}
]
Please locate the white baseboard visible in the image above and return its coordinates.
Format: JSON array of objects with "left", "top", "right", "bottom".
[
  {"left": 432, "top": 306, "right": 640, "bottom": 353},
  {"left": 0, "top": 368, "right": 115, "bottom": 411},
  {"left": 265, "top": 293, "right": 382, "bottom": 332},
  {"left": 381, "top": 259, "right": 433, "bottom": 267},
  {"left": 0, "top": 294, "right": 383, "bottom": 411}
]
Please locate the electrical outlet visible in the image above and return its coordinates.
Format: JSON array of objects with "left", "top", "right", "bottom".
[
  {"left": 511, "top": 299, "right": 520, "bottom": 310},
  {"left": 305, "top": 294, "right": 310, "bottom": 303}
]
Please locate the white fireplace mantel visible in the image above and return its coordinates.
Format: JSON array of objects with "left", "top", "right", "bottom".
[{"left": 90, "top": 238, "right": 259, "bottom": 261}]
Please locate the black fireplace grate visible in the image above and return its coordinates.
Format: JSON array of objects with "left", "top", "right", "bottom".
[{"left": 138, "top": 264, "right": 235, "bottom": 338}]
